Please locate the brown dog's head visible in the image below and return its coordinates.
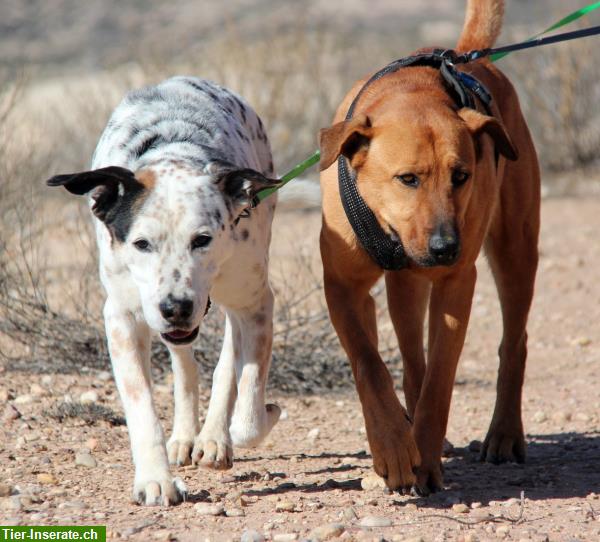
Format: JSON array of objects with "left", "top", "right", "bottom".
[{"left": 319, "top": 95, "right": 517, "bottom": 267}]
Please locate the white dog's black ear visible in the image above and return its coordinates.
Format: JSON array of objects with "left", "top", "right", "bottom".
[
  {"left": 46, "top": 166, "right": 146, "bottom": 240},
  {"left": 207, "top": 161, "right": 280, "bottom": 208}
]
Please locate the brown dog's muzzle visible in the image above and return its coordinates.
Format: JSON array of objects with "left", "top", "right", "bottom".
[{"left": 428, "top": 222, "right": 460, "bottom": 266}]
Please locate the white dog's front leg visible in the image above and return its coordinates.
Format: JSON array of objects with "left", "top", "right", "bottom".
[
  {"left": 229, "top": 288, "right": 281, "bottom": 448},
  {"left": 192, "top": 314, "right": 237, "bottom": 469},
  {"left": 166, "top": 345, "right": 199, "bottom": 466},
  {"left": 105, "top": 302, "right": 186, "bottom": 506}
]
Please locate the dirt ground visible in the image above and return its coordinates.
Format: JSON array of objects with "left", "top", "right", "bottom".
[{"left": 1, "top": 196, "right": 600, "bottom": 541}]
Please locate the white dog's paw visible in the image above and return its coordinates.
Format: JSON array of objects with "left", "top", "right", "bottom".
[
  {"left": 133, "top": 475, "right": 187, "bottom": 506},
  {"left": 192, "top": 432, "right": 233, "bottom": 470},
  {"left": 167, "top": 437, "right": 194, "bottom": 467},
  {"left": 230, "top": 403, "right": 281, "bottom": 448}
]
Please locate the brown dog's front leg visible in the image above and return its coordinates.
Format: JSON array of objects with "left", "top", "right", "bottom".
[
  {"left": 413, "top": 266, "right": 477, "bottom": 495},
  {"left": 324, "top": 271, "right": 420, "bottom": 492}
]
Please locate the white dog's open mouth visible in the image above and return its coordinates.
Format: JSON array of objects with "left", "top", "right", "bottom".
[{"left": 161, "top": 326, "right": 200, "bottom": 346}]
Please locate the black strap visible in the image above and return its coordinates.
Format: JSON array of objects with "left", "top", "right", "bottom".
[{"left": 338, "top": 50, "right": 493, "bottom": 270}]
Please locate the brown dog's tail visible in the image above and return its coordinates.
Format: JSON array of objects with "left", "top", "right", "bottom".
[{"left": 456, "top": 0, "right": 504, "bottom": 52}]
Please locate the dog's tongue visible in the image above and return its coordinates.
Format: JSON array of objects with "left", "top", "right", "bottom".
[{"left": 166, "top": 329, "right": 193, "bottom": 340}]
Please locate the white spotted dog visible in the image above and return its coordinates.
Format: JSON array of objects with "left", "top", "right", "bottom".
[{"left": 47, "top": 76, "right": 282, "bottom": 506}]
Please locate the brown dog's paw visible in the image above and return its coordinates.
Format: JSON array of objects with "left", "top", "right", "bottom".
[
  {"left": 480, "top": 423, "right": 526, "bottom": 464},
  {"left": 412, "top": 462, "right": 444, "bottom": 497},
  {"left": 367, "top": 417, "right": 421, "bottom": 492}
]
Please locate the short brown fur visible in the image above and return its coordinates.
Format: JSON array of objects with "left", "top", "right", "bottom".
[{"left": 319, "top": 0, "right": 539, "bottom": 494}]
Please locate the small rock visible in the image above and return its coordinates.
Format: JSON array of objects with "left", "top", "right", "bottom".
[
  {"left": 86, "top": 438, "right": 99, "bottom": 451},
  {"left": 467, "top": 440, "right": 482, "bottom": 452},
  {"left": 495, "top": 525, "right": 510, "bottom": 537},
  {"left": 393, "top": 537, "right": 424, "bottom": 542},
  {"left": 80, "top": 390, "right": 99, "bottom": 403},
  {"left": 452, "top": 503, "right": 469, "bottom": 514},
  {"left": 240, "top": 530, "right": 265, "bottom": 542},
  {"left": 225, "top": 507, "right": 245, "bottom": 517},
  {"left": 361, "top": 473, "right": 386, "bottom": 491},
  {"left": 0, "top": 484, "right": 12, "bottom": 497},
  {"left": 275, "top": 500, "right": 296, "bottom": 512},
  {"left": 273, "top": 534, "right": 298, "bottom": 542},
  {"left": 2, "top": 404, "right": 21, "bottom": 423},
  {"left": 307, "top": 428, "right": 320, "bottom": 440},
  {"left": 194, "top": 502, "right": 224, "bottom": 516},
  {"left": 0, "top": 389, "right": 13, "bottom": 403},
  {"left": 14, "top": 394, "right": 34, "bottom": 405},
  {"left": 36, "top": 473, "right": 58, "bottom": 485},
  {"left": 1, "top": 496, "right": 22, "bottom": 512},
  {"left": 30, "top": 384, "right": 48, "bottom": 397},
  {"left": 97, "top": 371, "right": 112, "bottom": 381},
  {"left": 24, "top": 432, "right": 41, "bottom": 442},
  {"left": 533, "top": 411, "right": 547, "bottom": 423},
  {"left": 359, "top": 516, "right": 392, "bottom": 528},
  {"left": 342, "top": 506, "right": 358, "bottom": 521},
  {"left": 75, "top": 452, "right": 97, "bottom": 468},
  {"left": 308, "top": 523, "right": 345, "bottom": 540},
  {"left": 571, "top": 336, "right": 591, "bottom": 347},
  {"left": 58, "top": 500, "right": 87, "bottom": 510},
  {"left": 279, "top": 409, "right": 289, "bottom": 420},
  {"left": 470, "top": 501, "right": 482, "bottom": 509}
]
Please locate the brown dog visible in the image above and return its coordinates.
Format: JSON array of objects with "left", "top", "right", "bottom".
[{"left": 319, "top": 0, "right": 539, "bottom": 494}]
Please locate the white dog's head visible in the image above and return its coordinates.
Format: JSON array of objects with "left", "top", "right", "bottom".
[{"left": 47, "top": 161, "right": 279, "bottom": 347}]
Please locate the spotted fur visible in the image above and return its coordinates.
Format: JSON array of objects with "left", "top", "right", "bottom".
[{"left": 47, "top": 76, "right": 281, "bottom": 506}]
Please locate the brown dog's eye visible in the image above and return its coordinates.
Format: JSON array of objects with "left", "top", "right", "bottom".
[
  {"left": 395, "top": 174, "right": 419, "bottom": 188},
  {"left": 452, "top": 170, "right": 470, "bottom": 187}
]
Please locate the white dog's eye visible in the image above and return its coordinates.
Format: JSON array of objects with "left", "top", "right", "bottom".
[
  {"left": 133, "top": 238, "right": 152, "bottom": 252},
  {"left": 191, "top": 234, "right": 213, "bottom": 250}
]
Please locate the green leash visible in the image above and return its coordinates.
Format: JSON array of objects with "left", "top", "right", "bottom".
[{"left": 257, "top": 1, "right": 600, "bottom": 202}]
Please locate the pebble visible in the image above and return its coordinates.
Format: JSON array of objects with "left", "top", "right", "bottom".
[
  {"left": 470, "top": 501, "right": 482, "bottom": 509},
  {"left": 275, "top": 500, "right": 296, "bottom": 512},
  {"left": 495, "top": 526, "right": 510, "bottom": 537},
  {"left": 194, "top": 502, "right": 224, "bottom": 516},
  {"left": 1, "top": 496, "right": 22, "bottom": 512},
  {"left": 58, "top": 500, "right": 87, "bottom": 510},
  {"left": 359, "top": 516, "right": 392, "bottom": 528},
  {"left": 307, "top": 428, "right": 320, "bottom": 440},
  {"left": 97, "top": 371, "right": 112, "bottom": 381},
  {"left": 75, "top": 452, "right": 97, "bottom": 468},
  {"left": 467, "top": 440, "right": 482, "bottom": 452},
  {"left": 308, "top": 523, "right": 346, "bottom": 540},
  {"left": 80, "top": 390, "right": 99, "bottom": 403},
  {"left": 240, "top": 530, "right": 265, "bottom": 542},
  {"left": 14, "top": 394, "right": 34, "bottom": 405},
  {"left": 452, "top": 503, "right": 469, "bottom": 514},
  {"left": 272, "top": 534, "right": 298, "bottom": 542},
  {"left": 342, "top": 506, "right": 358, "bottom": 520},
  {"left": 224, "top": 507, "right": 245, "bottom": 517},
  {"left": 36, "top": 473, "right": 58, "bottom": 485},
  {"left": 533, "top": 411, "right": 547, "bottom": 423},
  {"left": 0, "top": 389, "right": 12, "bottom": 402},
  {"left": 30, "top": 384, "right": 48, "bottom": 397},
  {"left": 0, "top": 483, "right": 13, "bottom": 497},
  {"left": 394, "top": 537, "right": 424, "bottom": 542},
  {"left": 279, "top": 409, "right": 289, "bottom": 420},
  {"left": 361, "top": 473, "right": 386, "bottom": 491},
  {"left": 86, "top": 438, "right": 99, "bottom": 451}
]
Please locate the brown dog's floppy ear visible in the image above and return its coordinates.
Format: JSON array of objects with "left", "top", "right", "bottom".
[
  {"left": 46, "top": 166, "right": 143, "bottom": 223},
  {"left": 318, "top": 114, "right": 374, "bottom": 171},
  {"left": 458, "top": 108, "right": 519, "bottom": 161}
]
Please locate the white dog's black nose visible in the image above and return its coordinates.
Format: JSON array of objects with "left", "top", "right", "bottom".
[{"left": 159, "top": 295, "right": 194, "bottom": 323}]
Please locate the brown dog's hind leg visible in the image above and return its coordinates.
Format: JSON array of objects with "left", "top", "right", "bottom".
[
  {"left": 481, "top": 193, "right": 539, "bottom": 464},
  {"left": 385, "top": 271, "right": 430, "bottom": 418}
]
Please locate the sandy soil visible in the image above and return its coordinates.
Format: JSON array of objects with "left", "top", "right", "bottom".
[{"left": 1, "top": 197, "right": 600, "bottom": 541}]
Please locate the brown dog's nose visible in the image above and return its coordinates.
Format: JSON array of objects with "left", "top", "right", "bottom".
[{"left": 429, "top": 223, "right": 460, "bottom": 265}]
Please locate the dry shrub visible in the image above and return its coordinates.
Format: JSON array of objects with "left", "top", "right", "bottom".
[{"left": 503, "top": 25, "right": 600, "bottom": 174}]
